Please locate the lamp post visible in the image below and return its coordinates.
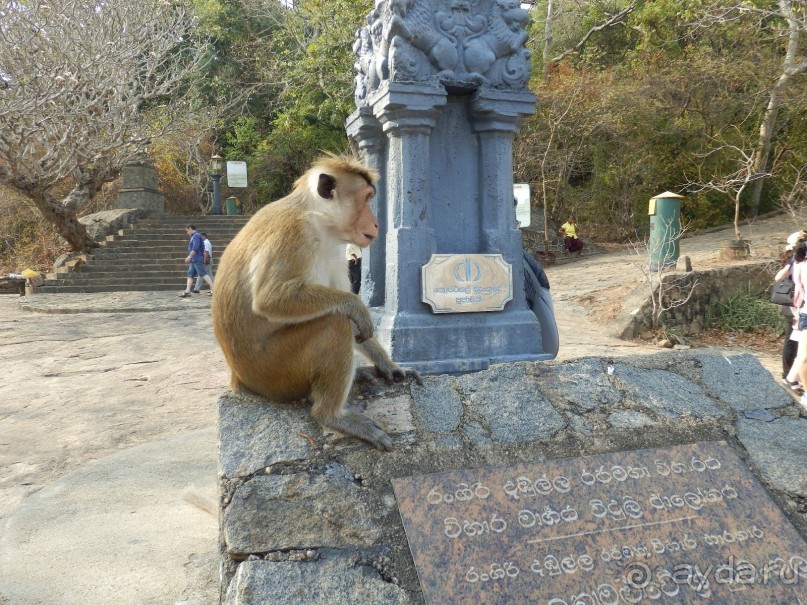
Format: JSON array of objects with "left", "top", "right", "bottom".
[{"left": 210, "top": 153, "right": 224, "bottom": 215}]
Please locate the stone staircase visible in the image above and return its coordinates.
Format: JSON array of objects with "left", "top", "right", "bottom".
[{"left": 40, "top": 215, "right": 251, "bottom": 293}]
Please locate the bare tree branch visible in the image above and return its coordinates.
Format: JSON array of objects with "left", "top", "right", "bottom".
[
  {"left": 693, "top": 0, "right": 807, "bottom": 216},
  {"left": 0, "top": 0, "right": 212, "bottom": 251},
  {"left": 548, "top": 2, "right": 637, "bottom": 65},
  {"left": 630, "top": 219, "right": 699, "bottom": 330}
]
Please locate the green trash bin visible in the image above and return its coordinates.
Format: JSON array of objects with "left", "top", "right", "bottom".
[
  {"left": 648, "top": 191, "right": 684, "bottom": 271},
  {"left": 225, "top": 196, "right": 239, "bottom": 216}
]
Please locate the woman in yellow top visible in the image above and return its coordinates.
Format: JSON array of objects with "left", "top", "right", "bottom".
[{"left": 559, "top": 216, "right": 584, "bottom": 256}]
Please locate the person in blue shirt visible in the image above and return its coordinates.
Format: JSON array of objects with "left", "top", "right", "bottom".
[{"left": 179, "top": 225, "right": 214, "bottom": 297}]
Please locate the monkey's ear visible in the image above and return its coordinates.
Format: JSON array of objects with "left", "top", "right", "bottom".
[{"left": 317, "top": 174, "right": 337, "bottom": 199}]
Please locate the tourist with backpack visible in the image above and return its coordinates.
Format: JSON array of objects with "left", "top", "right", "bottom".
[
  {"left": 179, "top": 225, "right": 213, "bottom": 298},
  {"left": 193, "top": 232, "right": 214, "bottom": 294}
]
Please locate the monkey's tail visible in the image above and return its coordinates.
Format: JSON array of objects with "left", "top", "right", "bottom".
[{"left": 181, "top": 485, "right": 218, "bottom": 517}]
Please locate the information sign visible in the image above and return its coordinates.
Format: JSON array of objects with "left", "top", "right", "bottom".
[
  {"left": 226, "top": 161, "right": 248, "bottom": 188},
  {"left": 421, "top": 254, "right": 513, "bottom": 313},
  {"left": 514, "top": 183, "right": 531, "bottom": 228}
]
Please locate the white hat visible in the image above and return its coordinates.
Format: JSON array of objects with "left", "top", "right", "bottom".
[{"left": 787, "top": 231, "right": 802, "bottom": 251}]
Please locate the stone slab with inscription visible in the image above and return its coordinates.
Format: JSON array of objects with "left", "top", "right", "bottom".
[
  {"left": 393, "top": 441, "right": 807, "bottom": 605},
  {"left": 421, "top": 254, "right": 513, "bottom": 314}
]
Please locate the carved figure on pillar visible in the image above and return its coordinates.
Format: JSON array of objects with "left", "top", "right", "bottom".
[{"left": 353, "top": 0, "right": 532, "bottom": 108}]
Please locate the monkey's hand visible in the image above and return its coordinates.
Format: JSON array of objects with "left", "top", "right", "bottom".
[
  {"left": 354, "top": 366, "right": 385, "bottom": 387},
  {"left": 354, "top": 364, "right": 422, "bottom": 387},
  {"left": 374, "top": 358, "right": 422, "bottom": 386},
  {"left": 392, "top": 366, "right": 423, "bottom": 385},
  {"left": 346, "top": 299, "right": 374, "bottom": 343},
  {"left": 355, "top": 338, "right": 422, "bottom": 385}
]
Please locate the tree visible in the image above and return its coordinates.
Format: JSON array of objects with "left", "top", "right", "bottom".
[
  {"left": 686, "top": 132, "right": 767, "bottom": 241},
  {"left": 517, "top": 1, "right": 647, "bottom": 243},
  {"left": 0, "top": 0, "right": 210, "bottom": 252},
  {"left": 698, "top": 1, "right": 807, "bottom": 216}
]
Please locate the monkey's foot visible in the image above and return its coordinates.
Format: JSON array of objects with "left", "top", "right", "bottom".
[
  {"left": 326, "top": 410, "right": 393, "bottom": 452},
  {"left": 354, "top": 366, "right": 385, "bottom": 388}
]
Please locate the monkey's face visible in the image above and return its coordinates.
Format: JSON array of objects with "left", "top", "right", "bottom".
[
  {"left": 346, "top": 183, "right": 379, "bottom": 247},
  {"left": 315, "top": 172, "right": 379, "bottom": 247}
]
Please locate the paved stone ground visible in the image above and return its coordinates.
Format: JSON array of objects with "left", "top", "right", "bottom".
[
  {"left": 544, "top": 211, "right": 804, "bottom": 374},
  {"left": 0, "top": 293, "right": 225, "bottom": 605},
  {"left": 0, "top": 212, "right": 804, "bottom": 604}
]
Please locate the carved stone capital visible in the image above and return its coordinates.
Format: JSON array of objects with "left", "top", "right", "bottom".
[
  {"left": 346, "top": 107, "right": 383, "bottom": 143},
  {"left": 346, "top": 107, "right": 386, "bottom": 157},
  {"left": 470, "top": 88, "right": 537, "bottom": 133},
  {"left": 370, "top": 82, "right": 447, "bottom": 134}
]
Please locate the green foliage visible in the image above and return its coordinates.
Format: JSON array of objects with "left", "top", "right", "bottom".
[
  {"left": 258, "top": 121, "right": 351, "bottom": 202},
  {"left": 183, "top": 0, "right": 369, "bottom": 205},
  {"left": 516, "top": 0, "right": 805, "bottom": 241},
  {"left": 705, "top": 293, "right": 787, "bottom": 334},
  {"left": 268, "top": 0, "right": 373, "bottom": 126}
]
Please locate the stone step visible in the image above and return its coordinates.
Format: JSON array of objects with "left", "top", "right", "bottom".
[
  {"left": 124, "top": 228, "right": 245, "bottom": 237},
  {"left": 102, "top": 237, "right": 240, "bottom": 246},
  {"left": 113, "top": 233, "right": 244, "bottom": 241},
  {"left": 96, "top": 243, "right": 236, "bottom": 252},
  {"left": 89, "top": 251, "right": 215, "bottom": 261},
  {"left": 44, "top": 276, "right": 200, "bottom": 287},
  {"left": 39, "top": 215, "right": 251, "bottom": 293},
  {"left": 53, "top": 269, "right": 193, "bottom": 279},
  {"left": 72, "top": 265, "right": 203, "bottom": 274},
  {"left": 39, "top": 283, "right": 188, "bottom": 293},
  {"left": 102, "top": 233, "right": 243, "bottom": 242},
  {"left": 136, "top": 217, "right": 251, "bottom": 226},
  {"left": 56, "top": 269, "right": 209, "bottom": 281}
]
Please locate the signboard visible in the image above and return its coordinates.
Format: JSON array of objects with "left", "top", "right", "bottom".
[
  {"left": 392, "top": 441, "right": 807, "bottom": 605},
  {"left": 421, "top": 254, "right": 513, "bottom": 313},
  {"left": 514, "top": 183, "right": 531, "bottom": 228},
  {"left": 226, "top": 161, "right": 248, "bottom": 188}
]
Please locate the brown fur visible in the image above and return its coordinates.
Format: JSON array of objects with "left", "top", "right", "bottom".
[{"left": 212, "top": 155, "right": 419, "bottom": 451}]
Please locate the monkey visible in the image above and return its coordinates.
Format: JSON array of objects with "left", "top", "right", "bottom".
[{"left": 211, "top": 154, "right": 420, "bottom": 451}]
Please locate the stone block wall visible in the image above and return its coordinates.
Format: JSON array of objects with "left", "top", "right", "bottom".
[
  {"left": 618, "top": 260, "right": 778, "bottom": 338},
  {"left": 217, "top": 353, "right": 807, "bottom": 604}
]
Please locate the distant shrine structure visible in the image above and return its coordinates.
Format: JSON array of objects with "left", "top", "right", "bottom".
[{"left": 347, "top": 0, "right": 552, "bottom": 373}]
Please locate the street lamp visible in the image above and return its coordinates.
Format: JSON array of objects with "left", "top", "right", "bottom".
[{"left": 210, "top": 153, "right": 224, "bottom": 215}]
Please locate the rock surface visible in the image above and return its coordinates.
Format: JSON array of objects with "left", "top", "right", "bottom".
[
  {"left": 218, "top": 353, "right": 807, "bottom": 604},
  {"left": 79, "top": 208, "right": 145, "bottom": 241}
]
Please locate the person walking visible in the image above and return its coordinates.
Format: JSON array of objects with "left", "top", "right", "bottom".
[
  {"left": 559, "top": 216, "right": 584, "bottom": 256},
  {"left": 776, "top": 231, "right": 801, "bottom": 386},
  {"left": 346, "top": 243, "right": 362, "bottom": 295},
  {"left": 179, "top": 225, "right": 213, "bottom": 298},
  {"left": 787, "top": 236, "right": 807, "bottom": 409},
  {"left": 193, "top": 232, "right": 214, "bottom": 294}
]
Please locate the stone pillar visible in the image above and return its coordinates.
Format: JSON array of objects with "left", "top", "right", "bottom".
[
  {"left": 372, "top": 83, "right": 445, "bottom": 331},
  {"left": 113, "top": 159, "right": 165, "bottom": 216},
  {"left": 471, "top": 89, "right": 539, "bottom": 316},
  {"left": 348, "top": 0, "right": 550, "bottom": 373},
  {"left": 346, "top": 106, "right": 387, "bottom": 308}
]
